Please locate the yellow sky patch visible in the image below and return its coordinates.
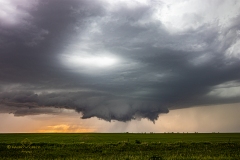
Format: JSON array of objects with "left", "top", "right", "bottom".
[{"left": 37, "top": 124, "right": 95, "bottom": 133}]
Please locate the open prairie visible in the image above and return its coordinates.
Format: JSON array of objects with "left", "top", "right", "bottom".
[{"left": 0, "top": 133, "right": 240, "bottom": 159}]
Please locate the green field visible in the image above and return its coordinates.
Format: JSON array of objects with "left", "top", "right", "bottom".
[{"left": 0, "top": 133, "right": 240, "bottom": 159}]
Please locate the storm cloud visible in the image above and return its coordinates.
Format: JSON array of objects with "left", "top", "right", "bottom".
[{"left": 1, "top": 0, "right": 240, "bottom": 122}]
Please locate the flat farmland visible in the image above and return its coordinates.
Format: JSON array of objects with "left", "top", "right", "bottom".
[{"left": 0, "top": 133, "right": 240, "bottom": 159}]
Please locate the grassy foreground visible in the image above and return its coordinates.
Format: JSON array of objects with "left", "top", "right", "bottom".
[{"left": 0, "top": 133, "right": 240, "bottom": 159}]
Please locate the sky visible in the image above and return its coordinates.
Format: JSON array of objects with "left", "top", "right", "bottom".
[{"left": 0, "top": 0, "right": 240, "bottom": 133}]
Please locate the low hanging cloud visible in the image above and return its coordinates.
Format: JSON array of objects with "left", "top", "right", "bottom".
[
  {"left": 0, "top": 91, "right": 169, "bottom": 122},
  {"left": 1, "top": 0, "right": 240, "bottom": 122}
]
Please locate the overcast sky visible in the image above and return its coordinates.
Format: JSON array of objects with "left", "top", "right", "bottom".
[{"left": 1, "top": 0, "right": 240, "bottom": 132}]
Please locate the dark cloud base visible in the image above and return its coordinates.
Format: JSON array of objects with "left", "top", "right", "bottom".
[{"left": 0, "top": 91, "right": 169, "bottom": 122}]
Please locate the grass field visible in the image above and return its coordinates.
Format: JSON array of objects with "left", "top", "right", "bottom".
[{"left": 0, "top": 133, "right": 240, "bottom": 159}]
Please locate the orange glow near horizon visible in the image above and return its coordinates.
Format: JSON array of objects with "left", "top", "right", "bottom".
[{"left": 37, "top": 124, "right": 96, "bottom": 133}]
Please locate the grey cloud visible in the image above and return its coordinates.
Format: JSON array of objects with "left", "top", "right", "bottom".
[
  {"left": 0, "top": 91, "right": 169, "bottom": 122},
  {"left": 0, "top": 100, "right": 64, "bottom": 117},
  {"left": 1, "top": 0, "right": 240, "bottom": 122}
]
